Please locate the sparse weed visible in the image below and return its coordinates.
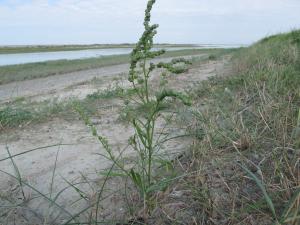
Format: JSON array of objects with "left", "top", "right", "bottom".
[
  {"left": 77, "top": 0, "right": 191, "bottom": 219},
  {"left": 87, "top": 85, "right": 136, "bottom": 100},
  {"left": 0, "top": 106, "right": 33, "bottom": 128}
]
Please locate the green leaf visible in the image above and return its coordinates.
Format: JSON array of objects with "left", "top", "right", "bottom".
[
  {"left": 61, "top": 176, "right": 89, "bottom": 200},
  {"left": 281, "top": 188, "right": 300, "bottom": 223},
  {"left": 129, "top": 169, "right": 144, "bottom": 192},
  {"left": 133, "top": 119, "right": 148, "bottom": 147},
  {"left": 98, "top": 170, "right": 126, "bottom": 178},
  {"left": 156, "top": 89, "right": 191, "bottom": 106},
  {"left": 146, "top": 177, "right": 172, "bottom": 194},
  {"left": 238, "top": 163, "right": 277, "bottom": 220},
  {"left": 154, "top": 158, "right": 173, "bottom": 171}
]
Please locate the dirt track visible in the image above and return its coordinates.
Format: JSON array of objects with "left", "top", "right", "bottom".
[
  {"left": 0, "top": 55, "right": 207, "bottom": 103},
  {"left": 0, "top": 56, "right": 228, "bottom": 223}
]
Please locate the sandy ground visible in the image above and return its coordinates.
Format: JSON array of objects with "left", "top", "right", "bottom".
[{"left": 0, "top": 56, "right": 228, "bottom": 224}]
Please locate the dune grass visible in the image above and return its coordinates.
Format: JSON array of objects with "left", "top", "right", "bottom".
[{"left": 167, "top": 29, "right": 300, "bottom": 224}]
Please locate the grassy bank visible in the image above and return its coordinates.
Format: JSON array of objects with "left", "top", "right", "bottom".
[
  {"left": 0, "top": 44, "right": 198, "bottom": 54},
  {"left": 165, "top": 30, "right": 300, "bottom": 224},
  {"left": 0, "top": 48, "right": 233, "bottom": 84}
]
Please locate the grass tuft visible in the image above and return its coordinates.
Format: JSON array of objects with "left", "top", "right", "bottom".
[{"left": 0, "top": 107, "right": 33, "bottom": 128}]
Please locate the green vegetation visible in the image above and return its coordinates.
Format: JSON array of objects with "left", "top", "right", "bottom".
[
  {"left": 0, "top": 48, "right": 227, "bottom": 84},
  {"left": 77, "top": 0, "right": 192, "bottom": 215},
  {"left": 174, "top": 29, "right": 300, "bottom": 224},
  {"left": 0, "top": 86, "right": 127, "bottom": 130},
  {"left": 0, "top": 44, "right": 198, "bottom": 54},
  {"left": 0, "top": 101, "right": 67, "bottom": 129},
  {"left": 0, "top": 107, "right": 33, "bottom": 128},
  {"left": 87, "top": 86, "right": 136, "bottom": 100}
]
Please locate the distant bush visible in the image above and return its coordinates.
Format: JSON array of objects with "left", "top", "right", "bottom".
[{"left": 208, "top": 54, "right": 217, "bottom": 60}]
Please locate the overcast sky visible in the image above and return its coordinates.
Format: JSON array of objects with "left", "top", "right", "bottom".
[{"left": 0, "top": 0, "right": 300, "bottom": 45}]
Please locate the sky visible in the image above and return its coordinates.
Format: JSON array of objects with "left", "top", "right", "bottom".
[{"left": 0, "top": 0, "right": 300, "bottom": 45}]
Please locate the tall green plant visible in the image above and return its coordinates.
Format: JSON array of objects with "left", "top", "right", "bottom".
[
  {"left": 78, "top": 0, "right": 191, "bottom": 215},
  {"left": 127, "top": 0, "right": 191, "bottom": 205}
]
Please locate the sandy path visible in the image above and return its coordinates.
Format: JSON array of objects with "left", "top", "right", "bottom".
[
  {"left": 0, "top": 55, "right": 205, "bottom": 103},
  {"left": 0, "top": 57, "right": 228, "bottom": 224}
]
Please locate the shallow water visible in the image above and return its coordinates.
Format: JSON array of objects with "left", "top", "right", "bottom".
[{"left": 0, "top": 45, "right": 240, "bottom": 66}]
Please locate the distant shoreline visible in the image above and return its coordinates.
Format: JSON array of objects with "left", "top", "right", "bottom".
[
  {"left": 0, "top": 44, "right": 198, "bottom": 54},
  {"left": 0, "top": 43, "right": 245, "bottom": 54},
  {"left": 0, "top": 48, "right": 237, "bottom": 85}
]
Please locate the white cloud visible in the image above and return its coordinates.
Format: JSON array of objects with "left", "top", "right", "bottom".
[{"left": 0, "top": 0, "right": 300, "bottom": 44}]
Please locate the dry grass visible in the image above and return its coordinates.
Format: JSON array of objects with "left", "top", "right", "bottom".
[{"left": 148, "top": 29, "right": 300, "bottom": 225}]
